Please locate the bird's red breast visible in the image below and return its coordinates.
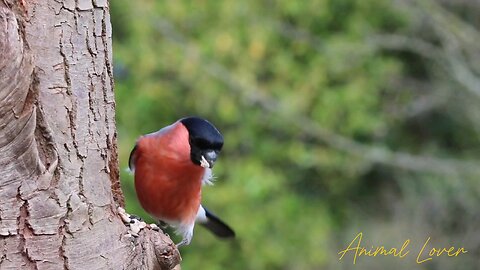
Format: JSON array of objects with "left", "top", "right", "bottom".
[{"left": 132, "top": 122, "right": 205, "bottom": 225}]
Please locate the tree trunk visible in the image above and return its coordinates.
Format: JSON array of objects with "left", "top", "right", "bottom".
[{"left": 0, "top": 1, "right": 180, "bottom": 269}]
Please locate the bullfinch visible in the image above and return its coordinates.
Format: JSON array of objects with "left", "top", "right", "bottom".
[{"left": 128, "top": 117, "right": 235, "bottom": 247}]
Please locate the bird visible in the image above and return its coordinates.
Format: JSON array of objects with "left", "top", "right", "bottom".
[{"left": 128, "top": 116, "right": 235, "bottom": 247}]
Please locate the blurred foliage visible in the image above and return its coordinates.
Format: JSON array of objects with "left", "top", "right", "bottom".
[{"left": 111, "top": 0, "right": 480, "bottom": 269}]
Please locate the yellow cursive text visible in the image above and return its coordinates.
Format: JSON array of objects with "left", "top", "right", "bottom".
[
  {"left": 416, "top": 237, "right": 468, "bottom": 264},
  {"left": 338, "top": 232, "right": 410, "bottom": 264}
]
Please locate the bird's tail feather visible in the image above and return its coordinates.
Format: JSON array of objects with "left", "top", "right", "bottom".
[{"left": 200, "top": 208, "right": 235, "bottom": 238}]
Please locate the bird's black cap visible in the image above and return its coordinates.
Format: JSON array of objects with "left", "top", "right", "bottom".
[{"left": 180, "top": 117, "right": 224, "bottom": 167}]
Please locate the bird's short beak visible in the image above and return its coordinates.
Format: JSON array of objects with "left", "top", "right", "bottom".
[{"left": 201, "top": 150, "right": 218, "bottom": 168}]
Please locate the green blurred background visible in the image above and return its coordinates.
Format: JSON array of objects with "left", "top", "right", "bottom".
[{"left": 111, "top": 1, "right": 480, "bottom": 269}]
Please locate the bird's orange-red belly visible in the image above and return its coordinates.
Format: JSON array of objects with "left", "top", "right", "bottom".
[{"left": 134, "top": 156, "right": 203, "bottom": 224}]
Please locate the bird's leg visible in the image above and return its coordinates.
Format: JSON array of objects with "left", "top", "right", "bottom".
[
  {"left": 157, "top": 220, "right": 169, "bottom": 230},
  {"left": 176, "top": 234, "right": 192, "bottom": 247},
  {"left": 176, "top": 239, "right": 188, "bottom": 248},
  {"left": 150, "top": 220, "right": 168, "bottom": 235},
  {"left": 175, "top": 226, "right": 193, "bottom": 247}
]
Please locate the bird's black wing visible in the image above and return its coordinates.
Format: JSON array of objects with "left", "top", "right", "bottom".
[{"left": 128, "top": 144, "right": 138, "bottom": 172}]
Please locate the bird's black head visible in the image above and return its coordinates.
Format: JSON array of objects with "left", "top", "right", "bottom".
[{"left": 180, "top": 117, "right": 224, "bottom": 168}]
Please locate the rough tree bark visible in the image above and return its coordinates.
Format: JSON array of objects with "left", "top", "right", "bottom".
[{"left": 0, "top": 1, "right": 180, "bottom": 269}]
